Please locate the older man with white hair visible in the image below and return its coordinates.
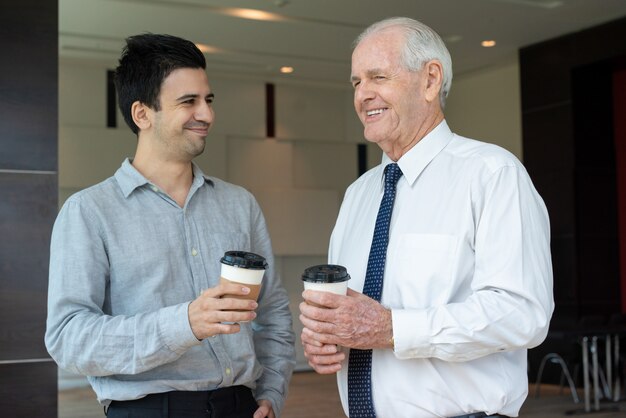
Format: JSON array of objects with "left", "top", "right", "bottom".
[{"left": 299, "top": 17, "right": 554, "bottom": 418}]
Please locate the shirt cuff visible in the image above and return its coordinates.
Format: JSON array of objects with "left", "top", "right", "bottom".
[
  {"left": 391, "top": 308, "right": 431, "bottom": 359},
  {"left": 158, "top": 302, "right": 202, "bottom": 354}
]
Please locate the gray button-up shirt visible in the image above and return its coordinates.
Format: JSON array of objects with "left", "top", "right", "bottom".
[{"left": 45, "top": 159, "right": 295, "bottom": 414}]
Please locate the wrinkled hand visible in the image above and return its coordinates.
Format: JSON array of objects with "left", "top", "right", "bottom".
[
  {"left": 253, "top": 399, "right": 275, "bottom": 418},
  {"left": 299, "top": 288, "right": 393, "bottom": 373},
  {"left": 188, "top": 282, "right": 258, "bottom": 340},
  {"left": 300, "top": 333, "right": 345, "bottom": 374}
]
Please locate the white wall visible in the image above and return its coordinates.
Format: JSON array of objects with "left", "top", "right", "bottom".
[
  {"left": 58, "top": 55, "right": 521, "bottom": 375},
  {"left": 445, "top": 58, "right": 522, "bottom": 160}
]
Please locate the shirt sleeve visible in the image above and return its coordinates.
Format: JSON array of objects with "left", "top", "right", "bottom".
[
  {"left": 392, "top": 165, "right": 554, "bottom": 361},
  {"left": 248, "top": 198, "right": 296, "bottom": 415},
  {"left": 44, "top": 197, "right": 202, "bottom": 376}
]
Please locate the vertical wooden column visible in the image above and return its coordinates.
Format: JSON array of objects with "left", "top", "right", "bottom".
[
  {"left": 520, "top": 17, "right": 626, "bottom": 319},
  {"left": 613, "top": 67, "right": 626, "bottom": 313},
  {"left": 0, "top": 1, "right": 59, "bottom": 416}
]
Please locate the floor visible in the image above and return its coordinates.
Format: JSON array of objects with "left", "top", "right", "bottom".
[{"left": 59, "top": 372, "right": 626, "bottom": 417}]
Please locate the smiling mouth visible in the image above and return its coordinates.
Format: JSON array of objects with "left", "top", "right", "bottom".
[
  {"left": 366, "top": 108, "right": 387, "bottom": 117},
  {"left": 186, "top": 125, "right": 209, "bottom": 136}
]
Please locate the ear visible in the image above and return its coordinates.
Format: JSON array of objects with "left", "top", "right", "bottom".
[
  {"left": 423, "top": 60, "right": 444, "bottom": 103},
  {"left": 131, "top": 101, "right": 152, "bottom": 131}
]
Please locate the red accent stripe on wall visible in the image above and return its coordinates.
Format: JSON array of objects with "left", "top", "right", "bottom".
[{"left": 613, "top": 67, "right": 626, "bottom": 312}]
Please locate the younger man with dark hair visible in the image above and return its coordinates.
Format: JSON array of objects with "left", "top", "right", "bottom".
[{"left": 46, "top": 33, "right": 295, "bottom": 418}]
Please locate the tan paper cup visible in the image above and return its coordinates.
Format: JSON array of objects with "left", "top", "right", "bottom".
[{"left": 220, "top": 251, "right": 267, "bottom": 304}]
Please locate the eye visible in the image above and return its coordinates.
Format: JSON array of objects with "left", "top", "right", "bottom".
[{"left": 352, "top": 80, "right": 360, "bottom": 89}]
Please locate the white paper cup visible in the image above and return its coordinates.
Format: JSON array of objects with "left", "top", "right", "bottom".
[{"left": 302, "top": 264, "right": 350, "bottom": 307}]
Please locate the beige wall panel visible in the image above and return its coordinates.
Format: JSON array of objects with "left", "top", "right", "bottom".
[
  {"left": 252, "top": 188, "right": 339, "bottom": 256},
  {"left": 59, "top": 61, "right": 109, "bottom": 127},
  {"left": 59, "top": 126, "right": 135, "bottom": 189},
  {"left": 445, "top": 59, "right": 522, "bottom": 160},
  {"left": 292, "top": 142, "right": 357, "bottom": 192},
  {"left": 275, "top": 84, "right": 346, "bottom": 141},
  {"left": 344, "top": 90, "right": 366, "bottom": 143},
  {"left": 367, "top": 142, "right": 383, "bottom": 171},
  {"left": 226, "top": 137, "right": 293, "bottom": 189},
  {"left": 276, "top": 254, "right": 328, "bottom": 370},
  {"left": 209, "top": 77, "right": 266, "bottom": 137}
]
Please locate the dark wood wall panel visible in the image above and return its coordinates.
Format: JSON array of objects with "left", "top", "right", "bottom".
[
  {"left": 521, "top": 105, "right": 575, "bottom": 233},
  {"left": 0, "top": 2, "right": 58, "bottom": 171},
  {"left": 521, "top": 17, "right": 626, "bottom": 383},
  {"left": 0, "top": 173, "right": 57, "bottom": 359},
  {"left": 521, "top": 16, "right": 626, "bottom": 322},
  {"left": 0, "top": 0, "right": 59, "bottom": 416},
  {"left": 0, "top": 362, "right": 57, "bottom": 417},
  {"left": 571, "top": 61, "right": 620, "bottom": 315},
  {"left": 519, "top": 36, "right": 573, "bottom": 111}
]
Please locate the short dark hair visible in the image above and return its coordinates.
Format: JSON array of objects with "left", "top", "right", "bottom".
[{"left": 114, "top": 33, "right": 206, "bottom": 135}]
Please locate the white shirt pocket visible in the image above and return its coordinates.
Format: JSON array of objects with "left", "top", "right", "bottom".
[{"left": 385, "top": 233, "right": 458, "bottom": 308}]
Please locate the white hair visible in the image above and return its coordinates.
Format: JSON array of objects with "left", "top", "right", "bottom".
[{"left": 354, "top": 17, "right": 453, "bottom": 108}]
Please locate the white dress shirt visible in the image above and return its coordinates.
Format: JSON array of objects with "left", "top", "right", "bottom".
[{"left": 329, "top": 120, "right": 554, "bottom": 417}]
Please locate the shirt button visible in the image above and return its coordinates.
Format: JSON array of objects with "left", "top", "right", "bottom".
[
  {"left": 225, "top": 368, "right": 231, "bottom": 375},
  {"left": 191, "top": 248, "right": 198, "bottom": 256},
  {"left": 151, "top": 185, "right": 158, "bottom": 192}
]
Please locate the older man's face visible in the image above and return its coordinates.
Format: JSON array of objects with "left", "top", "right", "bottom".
[{"left": 351, "top": 28, "right": 432, "bottom": 153}]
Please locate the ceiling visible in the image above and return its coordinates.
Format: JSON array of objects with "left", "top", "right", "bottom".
[{"left": 60, "top": 0, "right": 626, "bottom": 85}]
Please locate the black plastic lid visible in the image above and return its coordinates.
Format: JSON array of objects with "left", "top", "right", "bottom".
[
  {"left": 220, "top": 251, "right": 268, "bottom": 270},
  {"left": 301, "top": 264, "right": 350, "bottom": 283}
]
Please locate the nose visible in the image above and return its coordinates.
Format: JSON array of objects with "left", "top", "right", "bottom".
[
  {"left": 195, "top": 101, "right": 214, "bottom": 124},
  {"left": 354, "top": 81, "right": 374, "bottom": 107}
]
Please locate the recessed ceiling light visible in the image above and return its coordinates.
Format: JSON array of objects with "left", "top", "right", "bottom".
[
  {"left": 196, "top": 43, "right": 220, "bottom": 53},
  {"left": 481, "top": 40, "right": 497, "bottom": 47},
  {"left": 222, "top": 7, "right": 286, "bottom": 22},
  {"left": 280, "top": 66, "right": 294, "bottom": 74}
]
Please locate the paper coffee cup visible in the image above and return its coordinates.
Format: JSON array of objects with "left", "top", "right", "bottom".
[
  {"left": 302, "top": 264, "right": 350, "bottom": 307},
  {"left": 220, "top": 251, "right": 267, "bottom": 303}
]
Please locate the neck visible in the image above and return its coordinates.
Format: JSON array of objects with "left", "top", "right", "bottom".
[
  {"left": 132, "top": 138, "right": 194, "bottom": 207},
  {"left": 383, "top": 110, "right": 444, "bottom": 162}
]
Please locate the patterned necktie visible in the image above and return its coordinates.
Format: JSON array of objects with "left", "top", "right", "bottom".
[{"left": 348, "top": 163, "right": 403, "bottom": 418}]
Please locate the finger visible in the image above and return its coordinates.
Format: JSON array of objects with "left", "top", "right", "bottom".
[
  {"left": 303, "top": 342, "right": 338, "bottom": 355},
  {"left": 299, "top": 314, "right": 325, "bottom": 335},
  {"left": 299, "top": 314, "right": 337, "bottom": 336},
  {"left": 219, "top": 310, "right": 257, "bottom": 324},
  {"left": 253, "top": 405, "right": 268, "bottom": 418},
  {"left": 298, "top": 301, "right": 312, "bottom": 315},
  {"left": 197, "top": 322, "right": 241, "bottom": 339},
  {"left": 306, "top": 351, "right": 346, "bottom": 366},
  {"left": 300, "top": 330, "right": 323, "bottom": 347},
  {"left": 203, "top": 282, "right": 253, "bottom": 298},
  {"left": 301, "top": 325, "right": 334, "bottom": 345},
  {"left": 217, "top": 297, "right": 258, "bottom": 312},
  {"left": 309, "top": 360, "right": 343, "bottom": 374},
  {"left": 302, "top": 289, "right": 343, "bottom": 309}
]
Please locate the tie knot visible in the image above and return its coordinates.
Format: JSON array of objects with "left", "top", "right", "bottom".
[{"left": 385, "top": 163, "right": 403, "bottom": 187}]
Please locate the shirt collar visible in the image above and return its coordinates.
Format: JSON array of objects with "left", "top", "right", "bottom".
[
  {"left": 115, "top": 158, "right": 214, "bottom": 198},
  {"left": 380, "top": 119, "right": 453, "bottom": 187}
]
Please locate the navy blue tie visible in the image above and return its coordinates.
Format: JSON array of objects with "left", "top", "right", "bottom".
[{"left": 348, "top": 163, "right": 403, "bottom": 418}]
